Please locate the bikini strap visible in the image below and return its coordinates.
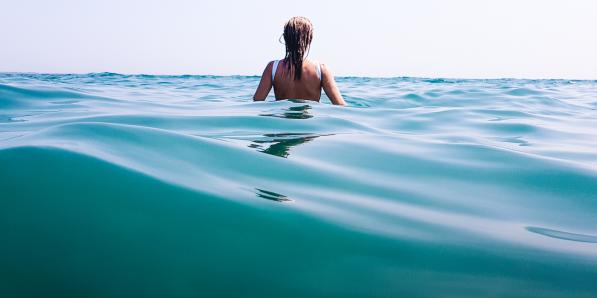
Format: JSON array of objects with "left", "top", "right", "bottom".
[
  {"left": 272, "top": 60, "right": 280, "bottom": 82},
  {"left": 315, "top": 62, "right": 322, "bottom": 81}
]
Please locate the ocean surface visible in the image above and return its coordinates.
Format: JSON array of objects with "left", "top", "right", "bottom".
[{"left": 1, "top": 72, "right": 597, "bottom": 297}]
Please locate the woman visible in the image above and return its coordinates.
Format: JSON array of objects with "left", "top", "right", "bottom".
[{"left": 253, "top": 17, "right": 346, "bottom": 106}]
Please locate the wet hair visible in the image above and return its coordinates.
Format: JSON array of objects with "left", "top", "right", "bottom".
[{"left": 282, "top": 17, "right": 313, "bottom": 81}]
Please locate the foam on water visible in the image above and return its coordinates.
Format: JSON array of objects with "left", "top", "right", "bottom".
[{"left": 1, "top": 73, "right": 597, "bottom": 297}]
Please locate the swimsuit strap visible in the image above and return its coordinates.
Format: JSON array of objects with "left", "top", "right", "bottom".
[
  {"left": 315, "top": 62, "right": 322, "bottom": 81},
  {"left": 272, "top": 60, "right": 280, "bottom": 82}
]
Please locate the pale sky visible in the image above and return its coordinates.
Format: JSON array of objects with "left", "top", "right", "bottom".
[{"left": 1, "top": 0, "right": 596, "bottom": 79}]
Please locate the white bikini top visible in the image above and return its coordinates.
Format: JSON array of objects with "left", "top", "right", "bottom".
[{"left": 272, "top": 60, "right": 321, "bottom": 82}]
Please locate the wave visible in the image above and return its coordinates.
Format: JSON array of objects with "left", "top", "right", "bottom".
[
  {"left": 0, "top": 83, "right": 116, "bottom": 110},
  {"left": 2, "top": 122, "right": 596, "bottom": 252},
  {"left": 3, "top": 132, "right": 597, "bottom": 296}
]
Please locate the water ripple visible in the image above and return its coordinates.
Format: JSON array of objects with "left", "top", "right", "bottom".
[{"left": 527, "top": 227, "right": 597, "bottom": 243}]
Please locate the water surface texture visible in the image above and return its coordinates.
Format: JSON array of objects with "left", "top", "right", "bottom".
[{"left": 1, "top": 73, "right": 597, "bottom": 297}]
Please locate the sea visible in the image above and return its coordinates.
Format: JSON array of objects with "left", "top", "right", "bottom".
[{"left": 1, "top": 72, "right": 596, "bottom": 297}]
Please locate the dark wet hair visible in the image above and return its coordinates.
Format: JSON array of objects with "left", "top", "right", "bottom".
[{"left": 283, "top": 17, "right": 313, "bottom": 81}]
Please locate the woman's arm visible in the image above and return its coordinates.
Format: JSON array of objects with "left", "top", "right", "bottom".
[
  {"left": 253, "top": 62, "right": 274, "bottom": 101},
  {"left": 321, "top": 64, "right": 346, "bottom": 106}
]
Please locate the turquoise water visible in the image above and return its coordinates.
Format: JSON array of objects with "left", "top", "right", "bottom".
[{"left": 1, "top": 72, "right": 597, "bottom": 297}]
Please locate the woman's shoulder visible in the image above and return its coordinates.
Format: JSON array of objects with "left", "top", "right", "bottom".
[
  {"left": 262, "top": 60, "right": 278, "bottom": 74},
  {"left": 307, "top": 59, "right": 330, "bottom": 72}
]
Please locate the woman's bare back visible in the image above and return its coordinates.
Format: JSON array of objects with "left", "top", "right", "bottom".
[
  {"left": 253, "top": 59, "right": 345, "bottom": 105},
  {"left": 273, "top": 59, "right": 322, "bottom": 101}
]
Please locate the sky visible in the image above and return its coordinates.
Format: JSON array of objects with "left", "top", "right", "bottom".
[{"left": 1, "top": 0, "right": 596, "bottom": 79}]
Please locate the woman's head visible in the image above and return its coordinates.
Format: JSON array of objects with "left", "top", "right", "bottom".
[{"left": 283, "top": 16, "right": 313, "bottom": 80}]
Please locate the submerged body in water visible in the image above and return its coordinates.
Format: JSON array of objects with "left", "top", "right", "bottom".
[{"left": 1, "top": 73, "right": 597, "bottom": 297}]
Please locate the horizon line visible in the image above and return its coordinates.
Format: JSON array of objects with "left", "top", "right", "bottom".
[{"left": 1, "top": 71, "right": 596, "bottom": 82}]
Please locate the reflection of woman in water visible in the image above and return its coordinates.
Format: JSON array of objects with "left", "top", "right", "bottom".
[{"left": 253, "top": 17, "right": 346, "bottom": 105}]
